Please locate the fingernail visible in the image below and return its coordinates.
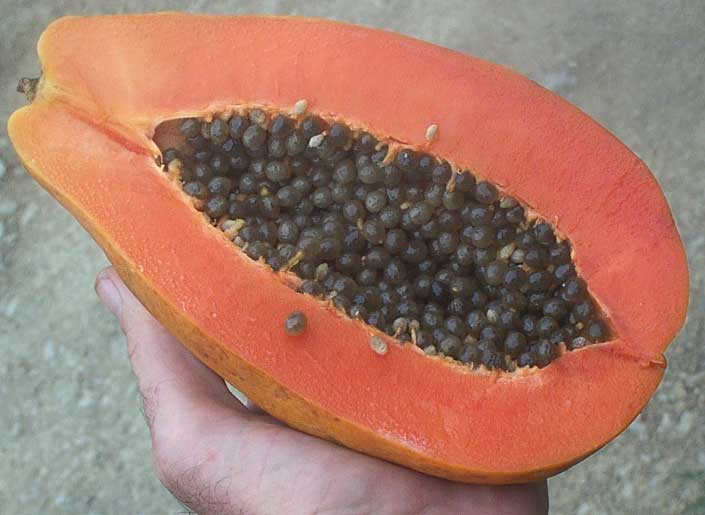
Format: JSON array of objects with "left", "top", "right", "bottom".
[{"left": 95, "top": 270, "right": 122, "bottom": 318}]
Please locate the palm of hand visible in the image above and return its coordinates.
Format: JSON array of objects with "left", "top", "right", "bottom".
[{"left": 97, "top": 267, "right": 548, "bottom": 515}]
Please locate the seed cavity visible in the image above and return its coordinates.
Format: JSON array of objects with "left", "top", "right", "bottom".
[{"left": 157, "top": 108, "right": 611, "bottom": 372}]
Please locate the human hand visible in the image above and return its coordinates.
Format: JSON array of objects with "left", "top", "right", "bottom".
[{"left": 96, "top": 266, "right": 548, "bottom": 515}]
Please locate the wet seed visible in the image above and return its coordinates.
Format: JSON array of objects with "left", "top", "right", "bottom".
[
  {"left": 285, "top": 311, "right": 307, "bottom": 335},
  {"left": 162, "top": 110, "right": 609, "bottom": 371}
]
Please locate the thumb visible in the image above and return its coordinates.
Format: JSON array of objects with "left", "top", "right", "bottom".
[
  {"left": 95, "top": 267, "right": 123, "bottom": 318},
  {"left": 94, "top": 267, "right": 247, "bottom": 427}
]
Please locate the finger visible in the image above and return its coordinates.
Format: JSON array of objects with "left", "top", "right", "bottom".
[{"left": 95, "top": 267, "right": 250, "bottom": 429}]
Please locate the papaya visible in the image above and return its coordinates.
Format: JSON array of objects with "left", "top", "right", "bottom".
[{"left": 8, "top": 13, "right": 688, "bottom": 484}]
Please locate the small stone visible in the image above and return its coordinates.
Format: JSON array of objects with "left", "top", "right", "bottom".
[
  {"left": 676, "top": 411, "right": 694, "bottom": 436},
  {"left": 0, "top": 200, "right": 18, "bottom": 216},
  {"left": 20, "top": 203, "right": 38, "bottom": 226},
  {"left": 43, "top": 339, "right": 56, "bottom": 360},
  {"left": 3, "top": 296, "right": 19, "bottom": 317}
]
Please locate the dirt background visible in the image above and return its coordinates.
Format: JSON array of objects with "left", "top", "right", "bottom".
[{"left": 1, "top": 1, "right": 703, "bottom": 514}]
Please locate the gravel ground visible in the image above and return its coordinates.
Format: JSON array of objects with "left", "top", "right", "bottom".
[{"left": 1, "top": 1, "right": 703, "bottom": 514}]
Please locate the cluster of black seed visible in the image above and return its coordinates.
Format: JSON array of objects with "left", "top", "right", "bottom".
[{"left": 159, "top": 108, "right": 608, "bottom": 370}]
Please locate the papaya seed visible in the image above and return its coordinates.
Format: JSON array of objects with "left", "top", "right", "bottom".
[
  {"left": 369, "top": 335, "right": 388, "bottom": 355},
  {"left": 285, "top": 311, "right": 307, "bottom": 335},
  {"left": 157, "top": 108, "right": 611, "bottom": 371}
]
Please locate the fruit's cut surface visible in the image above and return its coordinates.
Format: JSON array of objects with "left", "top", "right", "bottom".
[{"left": 8, "top": 14, "right": 688, "bottom": 483}]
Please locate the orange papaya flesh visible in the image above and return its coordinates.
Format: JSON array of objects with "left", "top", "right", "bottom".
[{"left": 8, "top": 14, "right": 688, "bottom": 483}]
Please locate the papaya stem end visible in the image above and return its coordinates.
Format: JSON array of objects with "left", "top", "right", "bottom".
[{"left": 17, "top": 76, "right": 40, "bottom": 102}]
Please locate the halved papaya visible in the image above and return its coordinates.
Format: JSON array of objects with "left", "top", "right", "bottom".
[{"left": 8, "top": 13, "right": 688, "bottom": 484}]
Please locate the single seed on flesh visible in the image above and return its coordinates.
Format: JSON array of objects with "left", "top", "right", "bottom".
[
  {"left": 370, "top": 335, "right": 388, "bottom": 355},
  {"left": 285, "top": 311, "right": 307, "bottom": 335},
  {"left": 425, "top": 124, "right": 438, "bottom": 141}
]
